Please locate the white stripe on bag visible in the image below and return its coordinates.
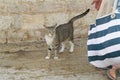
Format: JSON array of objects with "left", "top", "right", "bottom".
[
  {"left": 90, "top": 57, "right": 120, "bottom": 68},
  {"left": 88, "top": 44, "right": 120, "bottom": 56},
  {"left": 87, "top": 31, "right": 120, "bottom": 45},
  {"left": 89, "top": 19, "right": 120, "bottom": 34}
]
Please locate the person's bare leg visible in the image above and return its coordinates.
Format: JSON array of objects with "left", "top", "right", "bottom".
[{"left": 109, "top": 64, "right": 120, "bottom": 79}]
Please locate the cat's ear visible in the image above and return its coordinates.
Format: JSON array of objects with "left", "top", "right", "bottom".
[
  {"left": 43, "top": 23, "right": 57, "bottom": 30},
  {"left": 52, "top": 23, "right": 57, "bottom": 29},
  {"left": 52, "top": 23, "right": 57, "bottom": 31},
  {"left": 43, "top": 24, "right": 47, "bottom": 28},
  {"left": 53, "top": 23, "right": 57, "bottom": 27},
  {"left": 44, "top": 25, "right": 49, "bottom": 29}
]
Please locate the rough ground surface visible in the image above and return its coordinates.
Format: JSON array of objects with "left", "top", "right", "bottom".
[{"left": 0, "top": 38, "right": 119, "bottom": 80}]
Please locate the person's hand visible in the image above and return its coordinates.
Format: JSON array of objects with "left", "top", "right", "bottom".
[{"left": 91, "top": 0, "right": 102, "bottom": 11}]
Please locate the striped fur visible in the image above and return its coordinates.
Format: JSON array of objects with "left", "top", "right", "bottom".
[{"left": 45, "top": 9, "right": 90, "bottom": 59}]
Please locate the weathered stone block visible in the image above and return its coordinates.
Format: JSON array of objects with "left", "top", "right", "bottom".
[
  {"left": 0, "top": 0, "right": 96, "bottom": 43},
  {"left": 45, "top": 13, "right": 69, "bottom": 26}
]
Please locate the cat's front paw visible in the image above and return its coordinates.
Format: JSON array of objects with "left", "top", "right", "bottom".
[
  {"left": 54, "top": 56, "right": 58, "bottom": 60},
  {"left": 59, "top": 50, "right": 64, "bottom": 53},
  {"left": 45, "top": 56, "right": 50, "bottom": 59},
  {"left": 69, "top": 49, "right": 74, "bottom": 53}
]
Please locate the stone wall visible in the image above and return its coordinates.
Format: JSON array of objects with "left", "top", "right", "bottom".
[{"left": 0, "top": 0, "right": 97, "bottom": 43}]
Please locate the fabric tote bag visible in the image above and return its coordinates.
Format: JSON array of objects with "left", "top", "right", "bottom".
[{"left": 87, "top": 11, "right": 120, "bottom": 68}]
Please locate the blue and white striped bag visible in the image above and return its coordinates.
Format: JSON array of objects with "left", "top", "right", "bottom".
[{"left": 87, "top": 12, "right": 120, "bottom": 68}]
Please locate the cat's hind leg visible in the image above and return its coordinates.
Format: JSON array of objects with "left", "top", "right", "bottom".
[
  {"left": 59, "top": 43, "right": 65, "bottom": 53},
  {"left": 54, "top": 46, "right": 59, "bottom": 59},
  {"left": 69, "top": 41, "right": 74, "bottom": 53}
]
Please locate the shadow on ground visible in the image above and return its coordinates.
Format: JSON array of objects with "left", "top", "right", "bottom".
[{"left": 0, "top": 38, "right": 115, "bottom": 80}]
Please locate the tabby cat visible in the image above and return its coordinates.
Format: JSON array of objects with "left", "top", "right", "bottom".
[{"left": 44, "top": 9, "right": 90, "bottom": 59}]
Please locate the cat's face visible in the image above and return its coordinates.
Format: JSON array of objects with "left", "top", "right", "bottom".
[{"left": 44, "top": 24, "right": 57, "bottom": 36}]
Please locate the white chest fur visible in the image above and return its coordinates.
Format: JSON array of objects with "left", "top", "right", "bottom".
[{"left": 45, "top": 34, "right": 54, "bottom": 46}]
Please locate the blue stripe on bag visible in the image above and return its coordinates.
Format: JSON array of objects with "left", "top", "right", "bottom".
[
  {"left": 88, "top": 37, "right": 120, "bottom": 50},
  {"left": 88, "top": 25, "right": 120, "bottom": 39},
  {"left": 96, "top": 13, "right": 120, "bottom": 25},
  {"left": 90, "top": 24, "right": 96, "bottom": 30},
  {"left": 96, "top": 15, "right": 111, "bottom": 25},
  {"left": 88, "top": 50, "right": 120, "bottom": 62}
]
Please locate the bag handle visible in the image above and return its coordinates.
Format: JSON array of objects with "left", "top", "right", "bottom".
[{"left": 111, "top": 0, "right": 118, "bottom": 18}]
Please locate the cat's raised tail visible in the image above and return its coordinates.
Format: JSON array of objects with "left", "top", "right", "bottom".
[{"left": 69, "top": 9, "right": 90, "bottom": 23}]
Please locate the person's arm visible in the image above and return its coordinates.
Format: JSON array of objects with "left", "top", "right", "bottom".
[
  {"left": 96, "top": 0, "right": 104, "bottom": 18},
  {"left": 91, "top": 0, "right": 102, "bottom": 11}
]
